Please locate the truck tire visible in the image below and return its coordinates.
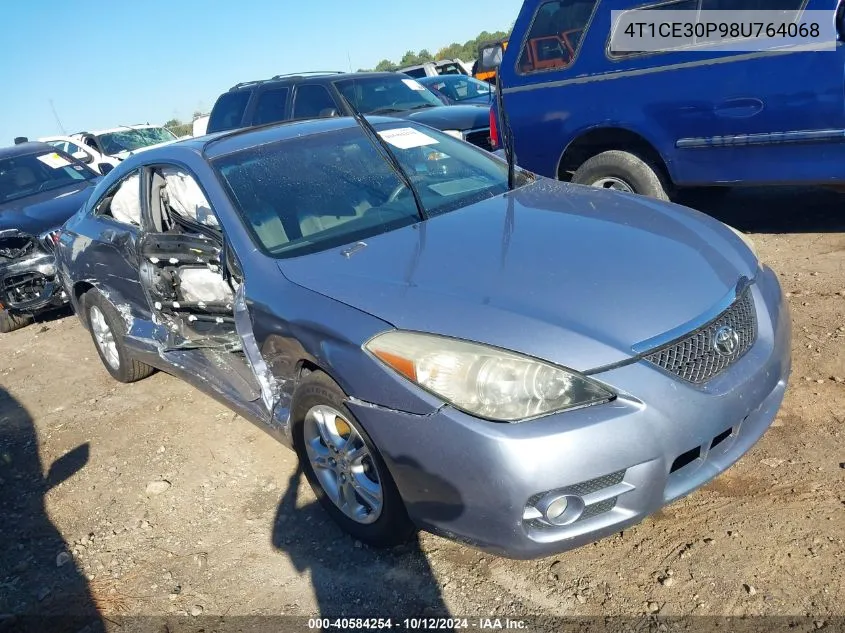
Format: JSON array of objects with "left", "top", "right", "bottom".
[
  {"left": 572, "top": 150, "right": 669, "bottom": 201},
  {"left": 0, "top": 309, "right": 34, "bottom": 334}
]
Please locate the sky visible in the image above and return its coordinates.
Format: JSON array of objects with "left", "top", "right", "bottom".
[{"left": 0, "top": 0, "right": 521, "bottom": 144}]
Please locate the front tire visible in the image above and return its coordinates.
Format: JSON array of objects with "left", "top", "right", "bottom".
[
  {"left": 0, "top": 309, "right": 33, "bottom": 334},
  {"left": 82, "top": 290, "right": 154, "bottom": 383},
  {"left": 572, "top": 150, "right": 669, "bottom": 200},
  {"left": 292, "top": 370, "right": 414, "bottom": 547}
]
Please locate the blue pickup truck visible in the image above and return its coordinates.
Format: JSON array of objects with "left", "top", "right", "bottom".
[{"left": 490, "top": 0, "right": 844, "bottom": 200}]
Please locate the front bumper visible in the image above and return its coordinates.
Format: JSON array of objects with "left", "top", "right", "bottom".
[
  {"left": 0, "top": 252, "right": 67, "bottom": 315},
  {"left": 347, "top": 265, "right": 791, "bottom": 559}
]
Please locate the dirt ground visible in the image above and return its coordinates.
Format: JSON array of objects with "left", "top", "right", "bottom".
[{"left": 1, "top": 187, "right": 843, "bottom": 632}]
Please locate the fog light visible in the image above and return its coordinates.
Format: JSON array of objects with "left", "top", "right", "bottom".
[
  {"left": 545, "top": 497, "right": 568, "bottom": 522},
  {"left": 534, "top": 493, "right": 585, "bottom": 526}
]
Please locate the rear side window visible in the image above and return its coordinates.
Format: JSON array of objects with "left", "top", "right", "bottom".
[
  {"left": 292, "top": 84, "right": 340, "bottom": 120},
  {"left": 518, "top": 0, "right": 599, "bottom": 73},
  {"left": 253, "top": 87, "right": 290, "bottom": 125},
  {"left": 702, "top": 0, "right": 804, "bottom": 8},
  {"left": 207, "top": 91, "right": 250, "bottom": 133}
]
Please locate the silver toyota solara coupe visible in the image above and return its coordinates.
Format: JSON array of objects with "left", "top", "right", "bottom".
[{"left": 56, "top": 116, "right": 791, "bottom": 559}]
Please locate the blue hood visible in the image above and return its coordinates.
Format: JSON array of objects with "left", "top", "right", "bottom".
[
  {"left": 0, "top": 181, "right": 97, "bottom": 236},
  {"left": 278, "top": 179, "right": 758, "bottom": 372}
]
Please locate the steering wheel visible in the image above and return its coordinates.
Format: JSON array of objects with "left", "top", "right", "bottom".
[{"left": 388, "top": 182, "right": 412, "bottom": 203}]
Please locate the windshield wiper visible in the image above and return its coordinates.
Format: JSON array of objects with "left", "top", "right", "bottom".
[
  {"left": 340, "top": 98, "right": 428, "bottom": 221},
  {"left": 407, "top": 103, "right": 436, "bottom": 111},
  {"left": 494, "top": 75, "right": 517, "bottom": 191},
  {"left": 368, "top": 107, "right": 405, "bottom": 115}
]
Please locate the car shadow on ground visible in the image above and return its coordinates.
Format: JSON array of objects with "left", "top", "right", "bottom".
[
  {"left": 272, "top": 465, "right": 458, "bottom": 622},
  {"left": 0, "top": 387, "right": 104, "bottom": 633},
  {"left": 678, "top": 186, "right": 845, "bottom": 234}
]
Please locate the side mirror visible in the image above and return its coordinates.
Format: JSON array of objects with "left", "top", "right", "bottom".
[
  {"left": 72, "top": 150, "right": 94, "bottom": 164},
  {"left": 319, "top": 108, "right": 340, "bottom": 118},
  {"left": 837, "top": 1, "right": 845, "bottom": 41},
  {"left": 480, "top": 44, "right": 505, "bottom": 70},
  {"left": 98, "top": 163, "right": 114, "bottom": 176}
]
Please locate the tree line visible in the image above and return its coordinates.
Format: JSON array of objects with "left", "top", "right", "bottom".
[{"left": 364, "top": 29, "right": 510, "bottom": 72}]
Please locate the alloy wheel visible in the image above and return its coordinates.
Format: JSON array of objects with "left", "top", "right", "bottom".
[
  {"left": 302, "top": 404, "right": 383, "bottom": 524},
  {"left": 89, "top": 305, "right": 120, "bottom": 370}
]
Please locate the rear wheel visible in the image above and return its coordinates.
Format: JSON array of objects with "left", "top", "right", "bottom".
[
  {"left": 572, "top": 150, "right": 669, "bottom": 200},
  {"left": 0, "top": 309, "right": 33, "bottom": 334},
  {"left": 82, "top": 290, "right": 154, "bottom": 383},
  {"left": 292, "top": 370, "right": 414, "bottom": 547}
]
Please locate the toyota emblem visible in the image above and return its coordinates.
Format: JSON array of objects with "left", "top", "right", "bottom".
[{"left": 714, "top": 326, "right": 740, "bottom": 356}]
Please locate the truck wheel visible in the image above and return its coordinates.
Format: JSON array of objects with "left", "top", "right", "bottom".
[
  {"left": 0, "top": 309, "right": 34, "bottom": 334},
  {"left": 82, "top": 290, "right": 155, "bottom": 383},
  {"left": 572, "top": 150, "right": 669, "bottom": 200}
]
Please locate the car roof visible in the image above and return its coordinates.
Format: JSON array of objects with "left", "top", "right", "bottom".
[
  {"left": 227, "top": 71, "right": 404, "bottom": 92},
  {"left": 0, "top": 141, "right": 56, "bottom": 159}
]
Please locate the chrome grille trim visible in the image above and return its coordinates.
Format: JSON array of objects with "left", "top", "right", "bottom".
[{"left": 643, "top": 285, "right": 757, "bottom": 384}]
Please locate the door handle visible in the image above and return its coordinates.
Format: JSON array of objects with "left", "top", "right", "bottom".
[{"left": 714, "top": 98, "right": 764, "bottom": 119}]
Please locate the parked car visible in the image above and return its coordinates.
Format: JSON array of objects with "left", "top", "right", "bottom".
[
  {"left": 57, "top": 116, "right": 790, "bottom": 559},
  {"left": 38, "top": 135, "right": 119, "bottom": 175},
  {"left": 489, "top": 0, "right": 844, "bottom": 199},
  {"left": 0, "top": 142, "right": 100, "bottom": 332},
  {"left": 206, "top": 71, "right": 494, "bottom": 150},
  {"left": 418, "top": 75, "right": 495, "bottom": 106},
  {"left": 398, "top": 59, "right": 471, "bottom": 78},
  {"left": 71, "top": 125, "right": 180, "bottom": 162}
]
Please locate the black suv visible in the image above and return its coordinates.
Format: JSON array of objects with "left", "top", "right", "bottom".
[{"left": 206, "top": 71, "right": 493, "bottom": 151}]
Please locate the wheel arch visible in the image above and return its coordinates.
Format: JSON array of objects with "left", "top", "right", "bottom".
[{"left": 556, "top": 125, "right": 674, "bottom": 186}]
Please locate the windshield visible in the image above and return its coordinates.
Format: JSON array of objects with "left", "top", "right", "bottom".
[
  {"left": 0, "top": 151, "right": 97, "bottom": 204},
  {"left": 420, "top": 76, "right": 493, "bottom": 102},
  {"left": 334, "top": 76, "right": 443, "bottom": 115},
  {"left": 214, "top": 122, "right": 523, "bottom": 258},
  {"left": 96, "top": 127, "right": 177, "bottom": 155}
]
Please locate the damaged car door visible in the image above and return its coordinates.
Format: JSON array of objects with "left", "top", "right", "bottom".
[{"left": 134, "top": 164, "right": 277, "bottom": 419}]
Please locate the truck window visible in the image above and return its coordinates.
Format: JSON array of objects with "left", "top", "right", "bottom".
[
  {"left": 253, "top": 87, "right": 290, "bottom": 125},
  {"left": 702, "top": 0, "right": 804, "bottom": 9},
  {"left": 518, "top": 0, "right": 599, "bottom": 73},
  {"left": 292, "top": 85, "right": 340, "bottom": 120},
  {"left": 208, "top": 92, "right": 251, "bottom": 133}
]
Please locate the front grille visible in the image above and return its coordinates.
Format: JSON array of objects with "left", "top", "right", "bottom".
[
  {"left": 579, "top": 497, "right": 617, "bottom": 521},
  {"left": 464, "top": 128, "right": 492, "bottom": 151},
  {"left": 525, "top": 469, "right": 626, "bottom": 507},
  {"left": 644, "top": 287, "right": 757, "bottom": 384}
]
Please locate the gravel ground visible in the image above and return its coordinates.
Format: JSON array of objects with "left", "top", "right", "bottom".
[{"left": 0, "top": 187, "right": 843, "bottom": 632}]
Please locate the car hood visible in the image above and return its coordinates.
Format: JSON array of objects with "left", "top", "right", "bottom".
[
  {"left": 278, "top": 180, "right": 758, "bottom": 372},
  {"left": 0, "top": 181, "right": 98, "bottom": 236},
  {"left": 399, "top": 104, "right": 489, "bottom": 131}
]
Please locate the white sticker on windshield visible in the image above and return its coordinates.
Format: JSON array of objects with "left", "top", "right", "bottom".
[
  {"left": 36, "top": 152, "right": 71, "bottom": 169},
  {"left": 378, "top": 127, "right": 439, "bottom": 150},
  {"left": 401, "top": 78, "right": 426, "bottom": 91}
]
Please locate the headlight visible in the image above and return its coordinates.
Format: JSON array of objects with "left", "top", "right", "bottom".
[
  {"left": 364, "top": 331, "right": 614, "bottom": 422},
  {"left": 442, "top": 129, "right": 464, "bottom": 140},
  {"left": 724, "top": 223, "right": 759, "bottom": 261}
]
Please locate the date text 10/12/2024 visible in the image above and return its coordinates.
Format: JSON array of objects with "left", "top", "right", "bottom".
[{"left": 307, "top": 618, "right": 528, "bottom": 630}]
